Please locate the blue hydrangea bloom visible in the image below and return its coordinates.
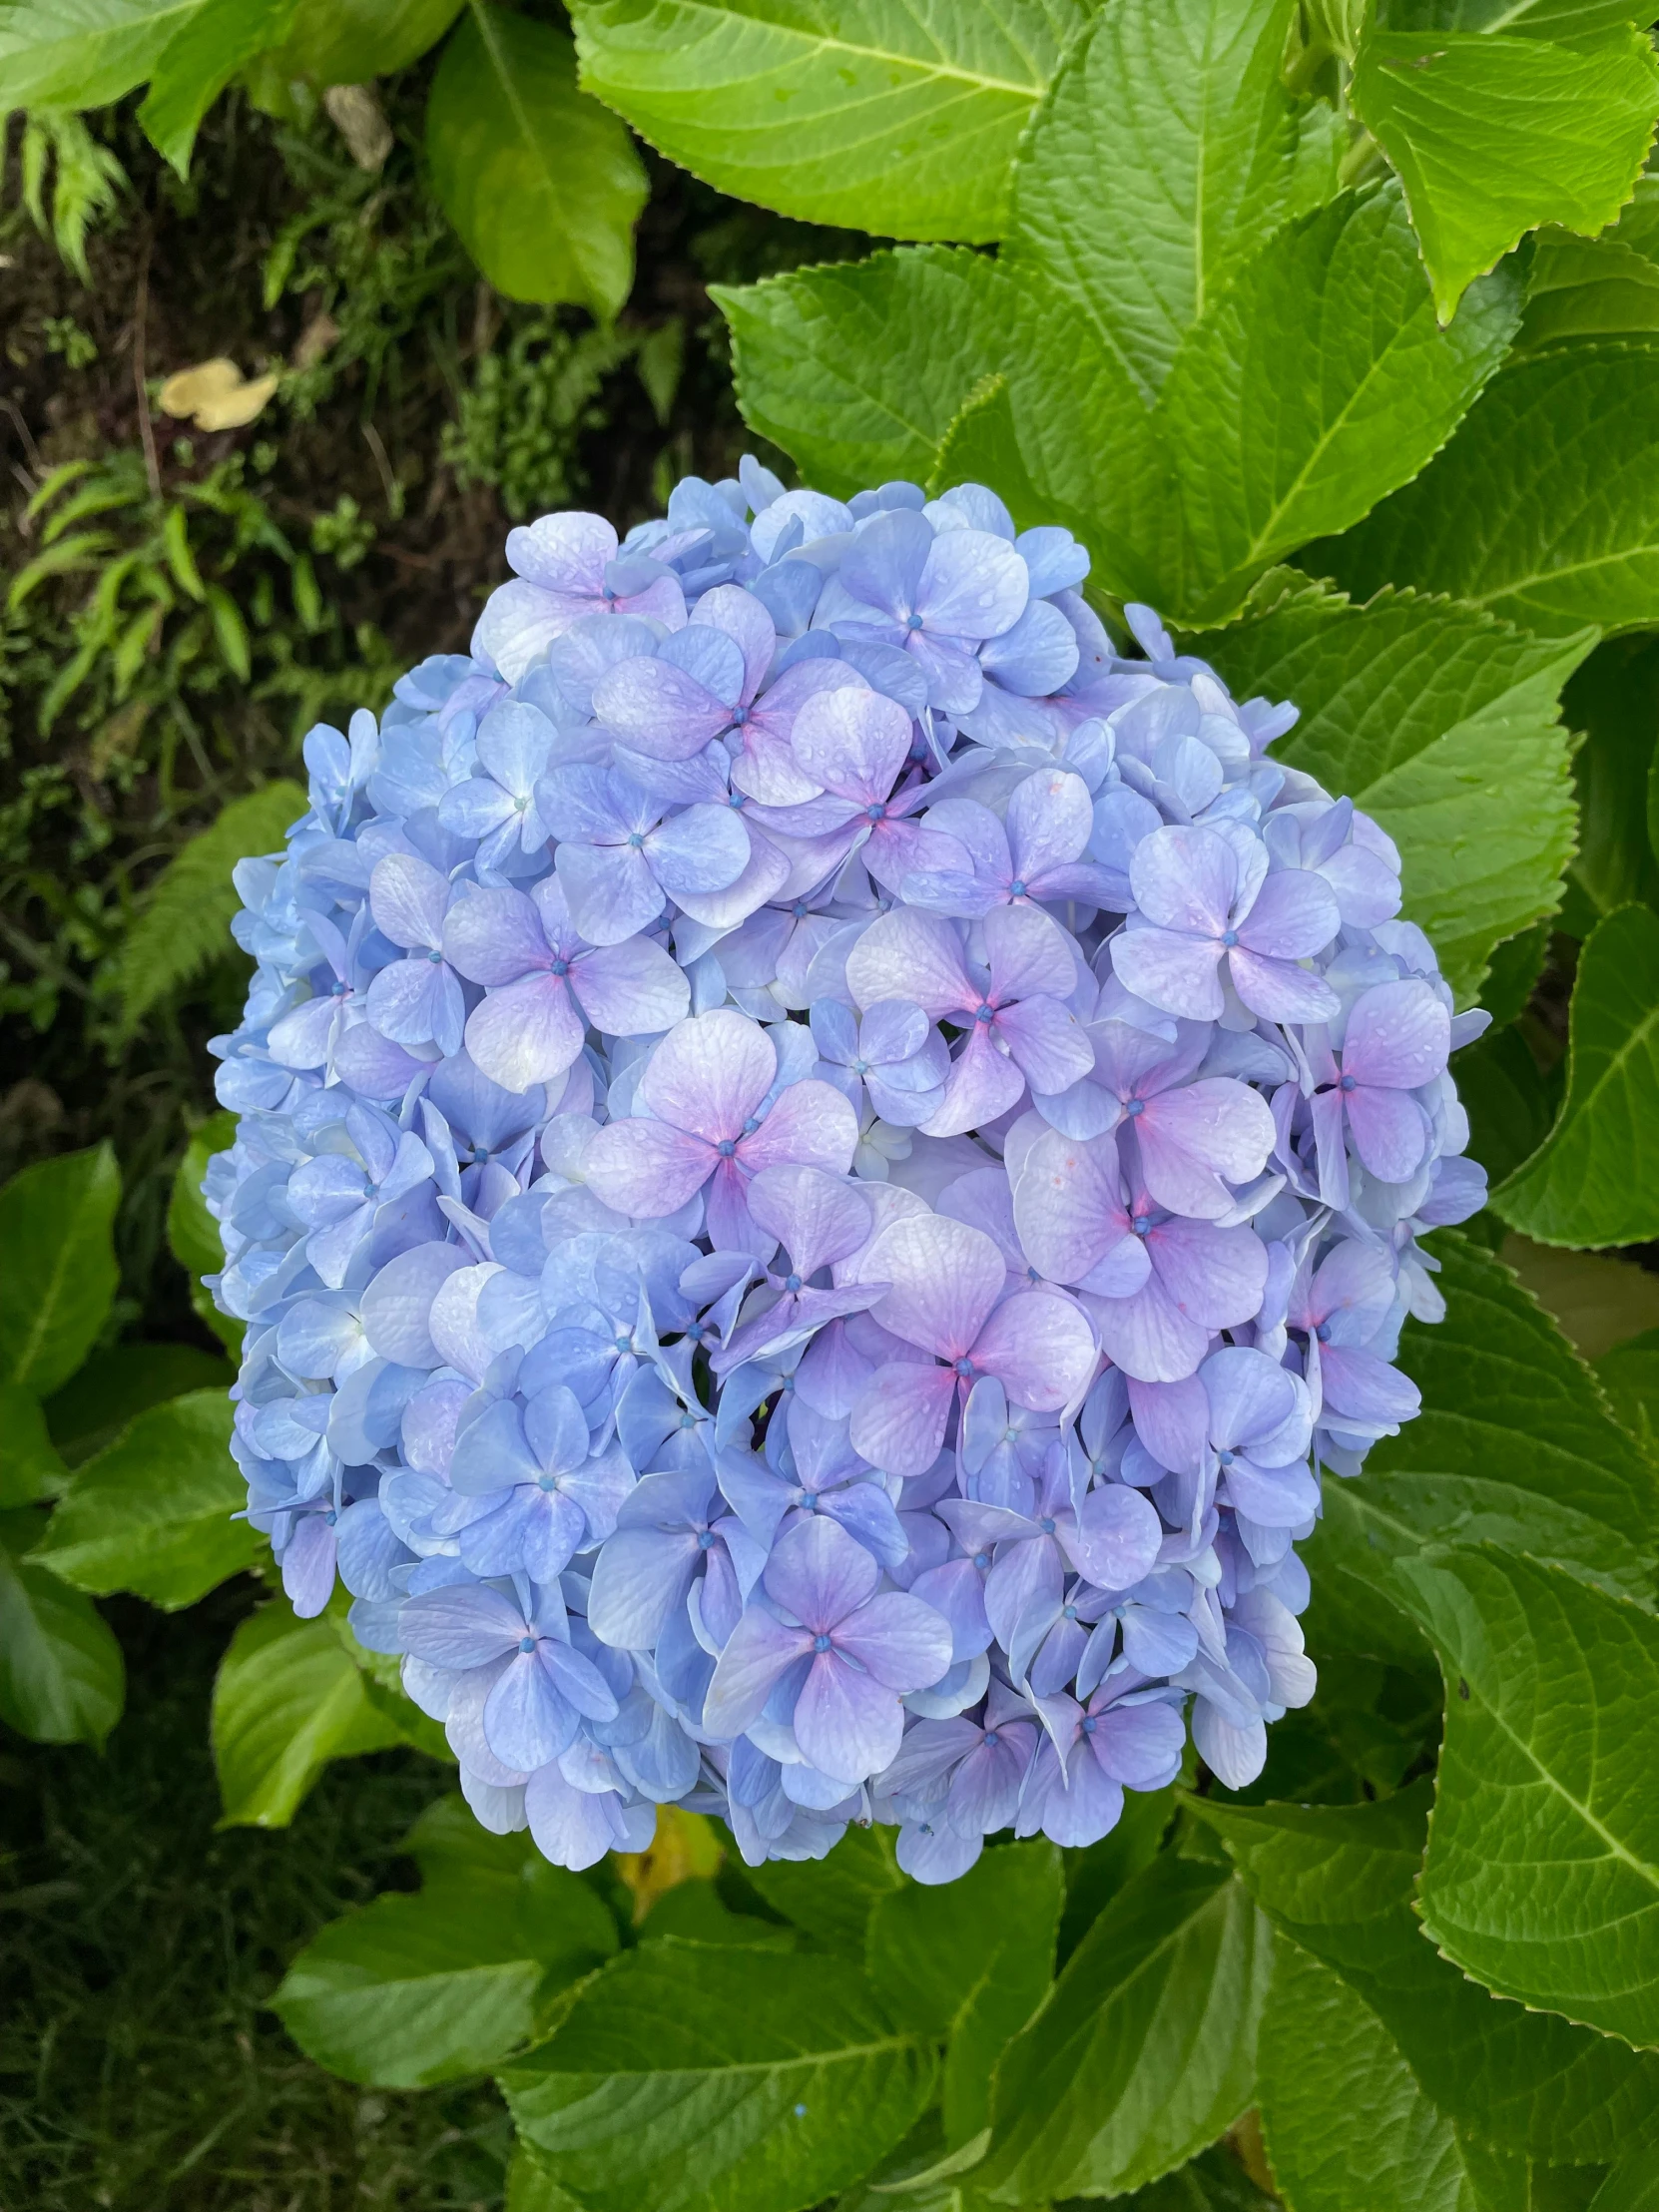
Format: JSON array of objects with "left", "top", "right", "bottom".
[{"left": 207, "top": 466, "right": 1487, "bottom": 1881}]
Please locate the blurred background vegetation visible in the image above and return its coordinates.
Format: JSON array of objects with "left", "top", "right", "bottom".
[{"left": 0, "top": 61, "right": 853, "bottom": 2211}]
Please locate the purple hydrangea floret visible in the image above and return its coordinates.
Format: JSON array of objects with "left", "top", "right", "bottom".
[{"left": 207, "top": 464, "right": 1488, "bottom": 1881}]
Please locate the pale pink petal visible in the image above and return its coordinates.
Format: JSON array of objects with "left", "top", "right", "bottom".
[
  {"left": 571, "top": 935, "right": 691, "bottom": 1037},
  {"left": 1148, "top": 1218, "right": 1268, "bottom": 1331},
  {"left": 845, "top": 909, "right": 976, "bottom": 1021},
  {"left": 463, "top": 974, "right": 583, "bottom": 1093},
  {"left": 702, "top": 1605, "right": 813, "bottom": 1739},
  {"left": 1226, "top": 946, "right": 1341, "bottom": 1023},
  {"left": 849, "top": 1361, "right": 957, "bottom": 1478},
  {"left": 1237, "top": 867, "right": 1339, "bottom": 960},
  {"left": 1112, "top": 925, "right": 1227, "bottom": 1021},
  {"left": 921, "top": 1031, "right": 1026, "bottom": 1137},
  {"left": 1346, "top": 1084, "right": 1429, "bottom": 1183},
  {"left": 583, "top": 1117, "right": 714, "bottom": 1217},
  {"left": 1012, "top": 1129, "right": 1130, "bottom": 1288},
  {"left": 639, "top": 1007, "right": 775, "bottom": 1142},
  {"left": 793, "top": 1653, "right": 903, "bottom": 1783},
  {"left": 865, "top": 1213, "right": 1006, "bottom": 1360},
  {"left": 833, "top": 1592, "right": 954, "bottom": 1690},
  {"left": 740, "top": 1079, "right": 860, "bottom": 1176},
  {"left": 1088, "top": 1274, "right": 1211, "bottom": 1383},
  {"left": 791, "top": 686, "right": 911, "bottom": 804},
  {"left": 982, "top": 900, "right": 1079, "bottom": 1003},
  {"left": 970, "top": 1288, "right": 1097, "bottom": 1410},
  {"left": 1128, "top": 825, "right": 1236, "bottom": 935},
  {"left": 1342, "top": 980, "right": 1450, "bottom": 1089},
  {"left": 995, "top": 995, "right": 1094, "bottom": 1094}
]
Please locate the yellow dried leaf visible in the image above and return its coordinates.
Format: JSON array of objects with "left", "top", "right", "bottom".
[
  {"left": 611, "top": 1804, "right": 724, "bottom": 1918},
  {"left": 158, "top": 358, "right": 279, "bottom": 431}
]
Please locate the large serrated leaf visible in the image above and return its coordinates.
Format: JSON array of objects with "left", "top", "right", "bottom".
[
  {"left": 1197, "top": 1789, "right": 1659, "bottom": 2166},
  {"left": 570, "top": 0, "right": 1089, "bottom": 243},
  {"left": 1494, "top": 904, "right": 1659, "bottom": 1248},
  {"left": 0, "top": 0, "right": 206, "bottom": 110},
  {"left": 0, "top": 1508, "right": 124, "bottom": 1747},
  {"left": 1188, "top": 585, "right": 1588, "bottom": 1000},
  {"left": 1004, "top": 0, "right": 1338, "bottom": 400},
  {"left": 976, "top": 1855, "right": 1271, "bottom": 2203},
  {"left": 426, "top": 5, "right": 647, "bottom": 317},
  {"left": 34, "top": 1389, "right": 259, "bottom": 1610},
  {"left": 213, "top": 1594, "right": 405, "bottom": 1829},
  {"left": 1394, "top": 1545, "right": 1659, "bottom": 2049},
  {"left": 1321, "top": 1233, "right": 1658, "bottom": 1607},
  {"left": 1352, "top": 23, "right": 1659, "bottom": 322},
  {"left": 716, "top": 247, "right": 1008, "bottom": 500},
  {"left": 866, "top": 1840, "right": 1061, "bottom": 2146},
  {"left": 1159, "top": 182, "right": 1521, "bottom": 624},
  {"left": 0, "top": 1141, "right": 120, "bottom": 1398},
  {"left": 501, "top": 1937, "right": 936, "bottom": 2212},
  {"left": 1316, "top": 341, "right": 1659, "bottom": 635},
  {"left": 273, "top": 1795, "right": 617, "bottom": 2087}
]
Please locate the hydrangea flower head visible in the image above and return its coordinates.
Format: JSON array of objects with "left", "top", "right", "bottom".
[{"left": 208, "top": 466, "right": 1486, "bottom": 1881}]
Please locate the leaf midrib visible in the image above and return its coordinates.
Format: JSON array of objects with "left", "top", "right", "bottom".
[{"left": 592, "top": 0, "right": 1051, "bottom": 101}]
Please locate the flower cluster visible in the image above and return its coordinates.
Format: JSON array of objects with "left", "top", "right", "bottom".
[{"left": 209, "top": 466, "right": 1486, "bottom": 1882}]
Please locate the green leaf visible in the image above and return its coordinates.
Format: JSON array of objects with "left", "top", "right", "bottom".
[
  {"left": 1596, "top": 1329, "right": 1659, "bottom": 1449},
  {"left": 42, "top": 1340, "right": 230, "bottom": 1466},
  {"left": 1458, "top": 1024, "right": 1557, "bottom": 1186},
  {"left": 273, "top": 1793, "right": 618, "bottom": 2087},
  {"left": 116, "top": 781, "right": 305, "bottom": 1031},
  {"left": 976, "top": 1854, "right": 1271, "bottom": 2204},
  {"left": 1189, "top": 583, "right": 1588, "bottom": 1000},
  {"left": 501, "top": 1937, "right": 937, "bottom": 2212},
  {"left": 1518, "top": 218, "right": 1659, "bottom": 354},
  {"left": 0, "top": 0, "right": 206, "bottom": 110},
  {"left": 1561, "top": 637, "right": 1659, "bottom": 923},
  {"left": 741, "top": 1817, "right": 904, "bottom": 1952},
  {"left": 635, "top": 1878, "right": 796, "bottom": 1949},
  {"left": 0, "top": 1508, "right": 123, "bottom": 1746},
  {"left": 168, "top": 1109, "right": 240, "bottom": 1354},
  {"left": 1115, "top": 2145, "right": 1281, "bottom": 2211},
  {"left": 1004, "top": 0, "right": 1337, "bottom": 400},
  {"left": 1257, "top": 1937, "right": 1483, "bottom": 2212},
  {"left": 1196, "top": 1789, "right": 1659, "bottom": 2166},
  {"left": 213, "top": 1594, "right": 405, "bottom": 1829},
  {"left": 138, "top": 0, "right": 298, "bottom": 175},
  {"left": 250, "top": 0, "right": 461, "bottom": 91},
  {"left": 1494, "top": 904, "right": 1659, "bottom": 1247},
  {"left": 0, "top": 1382, "right": 68, "bottom": 1508},
  {"left": 716, "top": 247, "right": 1008, "bottom": 502},
  {"left": 1160, "top": 183, "right": 1521, "bottom": 623},
  {"left": 1351, "top": 24, "right": 1659, "bottom": 323},
  {"left": 34, "top": 1389, "right": 257, "bottom": 1610},
  {"left": 570, "top": 0, "right": 1089, "bottom": 243},
  {"left": 1394, "top": 1545, "right": 1659, "bottom": 2049},
  {"left": 426, "top": 4, "right": 647, "bottom": 319},
  {"left": 1056, "top": 1783, "right": 1177, "bottom": 1962},
  {"left": 867, "top": 1842, "right": 1061, "bottom": 2146},
  {"left": 1321, "top": 1232, "right": 1658, "bottom": 1606},
  {"left": 0, "top": 1141, "right": 120, "bottom": 1398},
  {"left": 1319, "top": 342, "right": 1659, "bottom": 636}
]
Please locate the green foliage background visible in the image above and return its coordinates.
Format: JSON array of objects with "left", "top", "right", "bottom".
[{"left": 5, "top": 2, "right": 1659, "bottom": 2209}]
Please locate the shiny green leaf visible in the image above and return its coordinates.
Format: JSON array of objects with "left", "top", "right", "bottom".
[
  {"left": 427, "top": 4, "right": 647, "bottom": 317},
  {"left": 0, "top": 1141, "right": 120, "bottom": 1398},
  {"left": 0, "top": 1508, "right": 123, "bottom": 1747},
  {"left": 35, "top": 1389, "right": 257, "bottom": 1609},
  {"left": 1494, "top": 903, "right": 1659, "bottom": 1247},
  {"left": 273, "top": 1795, "right": 618, "bottom": 2087},
  {"left": 571, "top": 0, "right": 1090, "bottom": 242},
  {"left": 1351, "top": 24, "right": 1659, "bottom": 322},
  {"left": 213, "top": 1595, "right": 404, "bottom": 1829}
]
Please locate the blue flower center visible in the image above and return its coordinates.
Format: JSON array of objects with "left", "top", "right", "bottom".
[
  {"left": 731, "top": 704, "right": 749, "bottom": 725},
  {"left": 426, "top": 948, "right": 443, "bottom": 963},
  {"left": 717, "top": 1138, "right": 737, "bottom": 1157},
  {"left": 1221, "top": 928, "right": 1239, "bottom": 947},
  {"left": 813, "top": 1632, "right": 832, "bottom": 1653},
  {"left": 983, "top": 1729, "right": 999, "bottom": 1747},
  {"left": 1132, "top": 1214, "right": 1153, "bottom": 1237},
  {"left": 614, "top": 1333, "right": 632, "bottom": 1354},
  {"left": 1009, "top": 878, "right": 1027, "bottom": 897},
  {"left": 954, "top": 1356, "right": 978, "bottom": 1379},
  {"left": 865, "top": 802, "right": 887, "bottom": 822},
  {"left": 974, "top": 1551, "right": 991, "bottom": 1570},
  {"left": 728, "top": 792, "right": 748, "bottom": 808},
  {"left": 1125, "top": 1097, "right": 1145, "bottom": 1117},
  {"left": 1340, "top": 1074, "right": 1358, "bottom": 1092},
  {"left": 1063, "top": 1603, "right": 1078, "bottom": 1620},
  {"left": 1316, "top": 1322, "right": 1333, "bottom": 1343},
  {"left": 518, "top": 1635, "right": 536, "bottom": 1653},
  {"left": 1082, "top": 1714, "right": 1098, "bottom": 1734},
  {"left": 1218, "top": 1448, "right": 1235, "bottom": 1466},
  {"left": 904, "top": 612, "right": 923, "bottom": 632},
  {"left": 1039, "top": 1516, "right": 1056, "bottom": 1534},
  {"left": 697, "top": 1529, "right": 714, "bottom": 1549},
  {"left": 538, "top": 1473, "right": 559, "bottom": 1492},
  {"left": 785, "top": 1273, "right": 803, "bottom": 1292},
  {"left": 974, "top": 1002, "right": 995, "bottom": 1024},
  {"left": 627, "top": 831, "right": 646, "bottom": 849},
  {"left": 549, "top": 957, "right": 570, "bottom": 976}
]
